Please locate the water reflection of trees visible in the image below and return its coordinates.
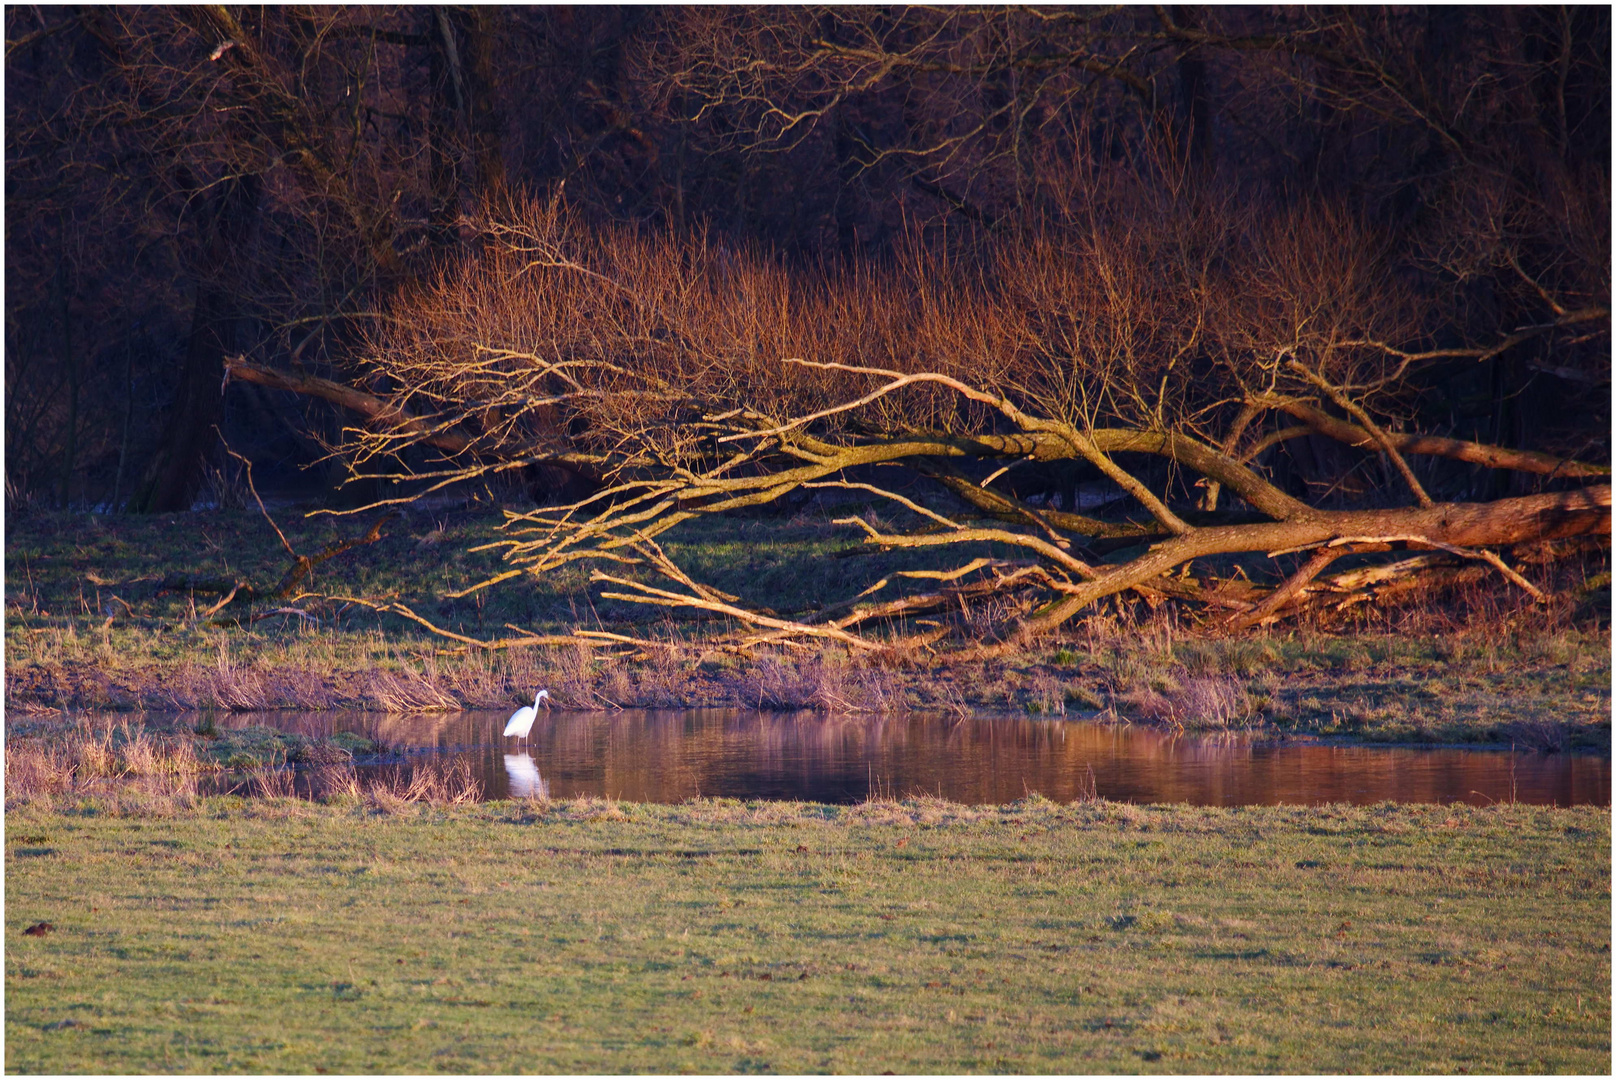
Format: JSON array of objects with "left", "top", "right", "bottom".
[{"left": 211, "top": 709, "right": 1606, "bottom": 808}]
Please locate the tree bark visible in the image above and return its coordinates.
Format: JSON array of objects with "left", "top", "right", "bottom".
[{"left": 428, "top": 7, "right": 507, "bottom": 242}]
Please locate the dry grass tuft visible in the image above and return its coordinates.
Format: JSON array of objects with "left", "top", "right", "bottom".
[
  {"left": 118, "top": 723, "right": 203, "bottom": 777},
  {"left": 1072, "top": 763, "right": 1101, "bottom": 803},
  {"left": 69, "top": 722, "right": 122, "bottom": 779},
  {"left": 363, "top": 757, "right": 483, "bottom": 812},
  {"left": 1502, "top": 719, "right": 1569, "bottom": 754},
  {"left": 554, "top": 794, "right": 632, "bottom": 821},
  {"left": 737, "top": 654, "right": 911, "bottom": 713},
  {"left": 1125, "top": 675, "right": 1254, "bottom": 730},
  {"left": 3, "top": 721, "right": 214, "bottom": 805},
  {"left": 1, "top": 721, "right": 495, "bottom": 811},
  {"left": 1027, "top": 672, "right": 1068, "bottom": 715},
  {"left": 367, "top": 666, "right": 459, "bottom": 713},
  {"left": 5, "top": 719, "right": 213, "bottom": 809},
  {"left": 312, "top": 762, "right": 364, "bottom": 803},
  {"left": 249, "top": 763, "right": 297, "bottom": 799},
  {"left": 739, "top": 656, "right": 841, "bottom": 710},
  {"left": 5, "top": 742, "right": 77, "bottom": 802},
  {"left": 548, "top": 642, "right": 613, "bottom": 708}
]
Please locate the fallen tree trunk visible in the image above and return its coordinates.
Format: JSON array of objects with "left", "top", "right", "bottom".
[
  {"left": 281, "top": 343, "right": 1608, "bottom": 650},
  {"left": 224, "top": 357, "right": 605, "bottom": 495},
  {"left": 225, "top": 357, "right": 475, "bottom": 456},
  {"left": 1015, "top": 485, "right": 1610, "bottom": 636}
]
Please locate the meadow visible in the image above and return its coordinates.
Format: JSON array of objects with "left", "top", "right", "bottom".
[
  {"left": 6, "top": 796, "right": 1610, "bottom": 1074},
  {"left": 6, "top": 505, "right": 1609, "bottom": 1073}
]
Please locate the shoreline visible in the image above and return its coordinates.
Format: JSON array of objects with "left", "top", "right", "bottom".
[
  {"left": 8, "top": 506, "right": 1610, "bottom": 754},
  {"left": 8, "top": 649, "right": 1610, "bottom": 755},
  {"left": 9, "top": 701, "right": 1614, "bottom": 762}
]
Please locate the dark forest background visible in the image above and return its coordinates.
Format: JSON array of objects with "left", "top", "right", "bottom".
[{"left": 5, "top": 5, "right": 1609, "bottom": 514}]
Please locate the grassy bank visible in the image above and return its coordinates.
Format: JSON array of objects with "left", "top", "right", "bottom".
[
  {"left": 5, "top": 505, "right": 1609, "bottom": 749},
  {"left": 6, "top": 796, "right": 1609, "bottom": 1074}
]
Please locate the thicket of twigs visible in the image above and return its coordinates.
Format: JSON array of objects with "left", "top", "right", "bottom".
[{"left": 228, "top": 172, "right": 1609, "bottom": 656}]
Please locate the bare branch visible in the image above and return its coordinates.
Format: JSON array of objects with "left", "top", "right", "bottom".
[
  {"left": 1255, "top": 396, "right": 1608, "bottom": 478},
  {"left": 833, "top": 515, "right": 1098, "bottom": 580},
  {"left": 1285, "top": 357, "right": 1434, "bottom": 508},
  {"left": 592, "top": 571, "right": 885, "bottom": 651},
  {"left": 800, "top": 480, "right": 965, "bottom": 531},
  {"left": 1225, "top": 548, "right": 1342, "bottom": 631}
]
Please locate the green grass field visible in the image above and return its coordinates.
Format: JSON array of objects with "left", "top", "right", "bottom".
[{"left": 6, "top": 797, "right": 1609, "bottom": 1073}]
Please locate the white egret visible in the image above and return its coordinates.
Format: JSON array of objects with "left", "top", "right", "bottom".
[{"left": 503, "top": 689, "right": 550, "bottom": 742}]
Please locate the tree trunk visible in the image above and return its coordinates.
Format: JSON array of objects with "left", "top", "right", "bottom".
[
  {"left": 54, "top": 243, "right": 78, "bottom": 508},
  {"left": 428, "top": 7, "right": 506, "bottom": 244},
  {"left": 426, "top": 7, "right": 464, "bottom": 241},
  {"left": 129, "top": 174, "right": 261, "bottom": 513},
  {"left": 1023, "top": 485, "right": 1611, "bottom": 635},
  {"left": 461, "top": 8, "right": 507, "bottom": 199}
]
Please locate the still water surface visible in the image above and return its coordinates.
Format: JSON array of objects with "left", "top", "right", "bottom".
[{"left": 218, "top": 709, "right": 1609, "bottom": 807}]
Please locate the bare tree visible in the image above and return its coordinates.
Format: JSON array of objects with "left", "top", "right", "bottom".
[
  {"left": 637, "top": 5, "right": 1611, "bottom": 449},
  {"left": 227, "top": 188, "right": 1605, "bottom": 651},
  {"left": 8, "top": 5, "right": 1606, "bottom": 534}
]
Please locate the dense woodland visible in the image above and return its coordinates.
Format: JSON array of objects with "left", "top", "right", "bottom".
[{"left": 5, "top": 6, "right": 1610, "bottom": 645}]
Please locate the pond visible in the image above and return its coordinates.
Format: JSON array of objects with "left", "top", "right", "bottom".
[{"left": 212, "top": 709, "right": 1609, "bottom": 808}]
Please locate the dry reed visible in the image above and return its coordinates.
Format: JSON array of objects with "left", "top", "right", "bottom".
[
  {"left": 363, "top": 757, "right": 483, "bottom": 812},
  {"left": 366, "top": 666, "right": 459, "bottom": 713},
  {"left": 1125, "top": 675, "right": 1255, "bottom": 730}
]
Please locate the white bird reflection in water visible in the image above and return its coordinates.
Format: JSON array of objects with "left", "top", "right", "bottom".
[{"left": 503, "top": 753, "right": 549, "bottom": 800}]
